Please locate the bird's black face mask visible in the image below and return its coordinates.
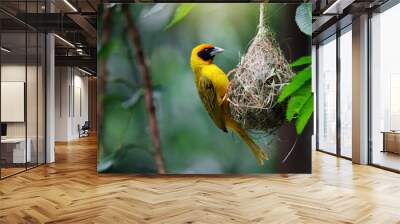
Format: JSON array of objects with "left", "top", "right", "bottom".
[{"left": 197, "top": 47, "right": 224, "bottom": 61}]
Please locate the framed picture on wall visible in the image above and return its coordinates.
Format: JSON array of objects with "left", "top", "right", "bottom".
[{"left": 97, "top": 3, "right": 312, "bottom": 174}]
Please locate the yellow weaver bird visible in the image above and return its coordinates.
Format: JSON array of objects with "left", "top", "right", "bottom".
[{"left": 190, "top": 44, "right": 268, "bottom": 165}]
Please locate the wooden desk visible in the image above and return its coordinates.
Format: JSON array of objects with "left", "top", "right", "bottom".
[
  {"left": 382, "top": 131, "right": 400, "bottom": 154},
  {"left": 1, "top": 138, "right": 31, "bottom": 163}
]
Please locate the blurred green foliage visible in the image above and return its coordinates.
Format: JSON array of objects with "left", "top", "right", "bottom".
[
  {"left": 165, "top": 4, "right": 195, "bottom": 30},
  {"left": 98, "top": 3, "right": 309, "bottom": 174}
]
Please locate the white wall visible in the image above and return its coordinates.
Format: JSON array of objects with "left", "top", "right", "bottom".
[
  {"left": 1, "top": 66, "right": 26, "bottom": 137},
  {"left": 1, "top": 65, "right": 39, "bottom": 137},
  {"left": 1, "top": 63, "right": 46, "bottom": 164},
  {"left": 54, "top": 67, "right": 89, "bottom": 141},
  {"left": 55, "top": 67, "right": 69, "bottom": 141}
]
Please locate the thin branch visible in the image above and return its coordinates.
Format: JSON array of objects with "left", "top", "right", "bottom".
[
  {"left": 281, "top": 137, "right": 298, "bottom": 163},
  {"left": 98, "top": 6, "right": 110, "bottom": 136},
  {"left": 123, "top": 5, "right": 166, "bottom": 174}
]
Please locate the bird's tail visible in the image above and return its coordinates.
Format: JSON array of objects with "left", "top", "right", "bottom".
[{"left": 226, "top": 119, "right": 268, "bottom": 166}]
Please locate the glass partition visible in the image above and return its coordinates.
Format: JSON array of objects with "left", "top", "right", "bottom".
[
  {"left": 1, "top": 30, "right": 28, "bottom": 177},
  {"left": 0, "top": 1, "right": 46, "bottom": 179},
  {"left": 317, "top": 36, "right": 337, "bottom": 155},
  {"left": 370, "top": 4, "right": 400, "bottom": 171},
  {"left": 339, "top": 28, "right": 352, "bottom": 158}
]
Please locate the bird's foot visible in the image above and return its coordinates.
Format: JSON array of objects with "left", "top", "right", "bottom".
[
  {"left": 222, "top": 93, "right": 228, "bottom": 104},
  {"left": 221, "top": 82, "right": 232, "bottom": 104},
  {"left": 226, "top": 68, "right": 237, "bottom": 77}
]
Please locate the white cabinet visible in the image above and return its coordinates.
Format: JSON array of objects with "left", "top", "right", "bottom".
[{"left": 1, "top": 138, "right": 32, "bottom": 163}]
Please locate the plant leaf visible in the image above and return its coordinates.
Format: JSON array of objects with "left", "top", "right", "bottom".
[
  {"left": 98, "top": 153, "right": 114, "bottom": 172},
  {"left": 295, "top": 3, "right": 312, "bottom": 36},
  {"left": 98, "top": 39, "right": 118, "bottom": 60},
  {"left": 143, "top": 3, "right": 168, "bottom": 18},
  {"left": 278, "top": 66, "right": 311, "bottom": 103},
  {"left": 165, "top": 4, "right": 195, "bottom": 30},
  {"left": 97, "top": 159, "right": 113, "bottom": 172},
  {"left": 98, "top": 144, "right": 150, "bottom": 172},
  {"left": 286, "top": 83, "right": 312, "bottom": 122},
  {"left": 122, "top": 89, "right": 144, "bottom": 109},
  {"left": 289, "top": 56, "right": 312, "bottom": 68},
  {"left": 295, "top": 94, "right": 313, "bottom": 134}
]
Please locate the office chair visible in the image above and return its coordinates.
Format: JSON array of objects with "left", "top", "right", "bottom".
[{"left": 79, "top": 121, "right": 90, "bottom": 138}]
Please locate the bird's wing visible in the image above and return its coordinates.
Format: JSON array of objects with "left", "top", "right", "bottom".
[{"left": 198, "top": 75, "right": 227, "bottom": 132}]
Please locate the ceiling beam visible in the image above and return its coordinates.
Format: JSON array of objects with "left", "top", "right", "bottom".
[
  {"left": 322, "top": 0, "right": 356, "bottom": 14},
  {"left": 67, "top": 14, "right": 96, "bottom": 37},
  {"left": 55, "top": 55, "right": 96, "bottom": 73}
]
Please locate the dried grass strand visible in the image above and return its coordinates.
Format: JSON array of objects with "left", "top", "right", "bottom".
[{"left": 227, "top": 4, "right": 293, "bottom": 132}]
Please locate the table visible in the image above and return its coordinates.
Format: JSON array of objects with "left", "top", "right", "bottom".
[
  {"left": 381, "top": 131, "right": 400, "bottom": 154},
  {"left": 1, "top": 138, "right": 31, "bottom": 163}
]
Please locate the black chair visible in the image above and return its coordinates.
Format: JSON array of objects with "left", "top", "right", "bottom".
[{"left": 79, "top": 121, "right": 90, "bottom": 138}]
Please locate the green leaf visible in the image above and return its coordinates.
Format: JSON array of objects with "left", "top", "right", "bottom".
[
  {"left": 286, "top": 83, "right": 312, "bottom": 122},
  {"left": 295, "top": 3, "right": 312, "bottom": 36},
  {"left": 289, "top": 56, "right": 311, "bottom": 68},
  {"left": 143, "top": 3, "right": 168, "bottom": 18},
  {"left": 278, "top": 66, "right": 311, "bottom": 103},
  {"left": 108, "top": 77, "right": 138, "bottom": 91},
  {"left": 97, "top": 153, "right": 114, "bottom": 172},
  {"left": 121, "top": 85, "right": 164, "bottom": 109},
  {"left": 122, "top": 89, "right": 144, "bottom": 109},
  {"left": 295, "top": 94, "right": 313, "bottom": 134},
  {"left": 98, "top": 144, "right": 150, "bottom": 173},
  {"left": 98, "top": 39, "right": 118, "bottom": 60},
  {"left": 165, "top": 4, "right": 195, "bottom": 30}
]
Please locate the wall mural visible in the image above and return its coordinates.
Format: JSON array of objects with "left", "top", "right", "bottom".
[{"left": 97, "top": 3, "right": 312, "bottom": 174}]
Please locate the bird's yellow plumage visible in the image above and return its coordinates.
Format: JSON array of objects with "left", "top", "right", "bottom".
[{"left": 190, "top": 44, "right": 268, "bottom": 165}]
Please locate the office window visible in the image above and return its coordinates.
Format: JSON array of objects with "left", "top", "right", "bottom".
[
  {"left": 317, "top": 36, "right": 337, "bottom": 154},
  {"left": 339, "top": 28, "right": 352, "bottom": 158},
  {"left": 371, "top": 3, "right": 400, "bottom": 171}
]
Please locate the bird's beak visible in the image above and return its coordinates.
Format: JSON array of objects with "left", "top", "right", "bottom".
[{"left": 209, "top": 46, "right": 224, "bottom": 56}]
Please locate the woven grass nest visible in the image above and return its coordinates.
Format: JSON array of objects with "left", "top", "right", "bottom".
[{"left": 227, "top": 3, "right": 294, "bottom": 132}]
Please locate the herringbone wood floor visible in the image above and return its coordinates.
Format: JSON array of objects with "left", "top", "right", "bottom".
[{"left": 1, "top": 136, "right": 400, "bottom": 224}]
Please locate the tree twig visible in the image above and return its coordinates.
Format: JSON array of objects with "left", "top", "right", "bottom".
[
  {"left": 123, "top": 5, "right": 166, "bottom": 174},
  {"left": 98, "top": 5, "right": 110, "bottom": 139}
]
